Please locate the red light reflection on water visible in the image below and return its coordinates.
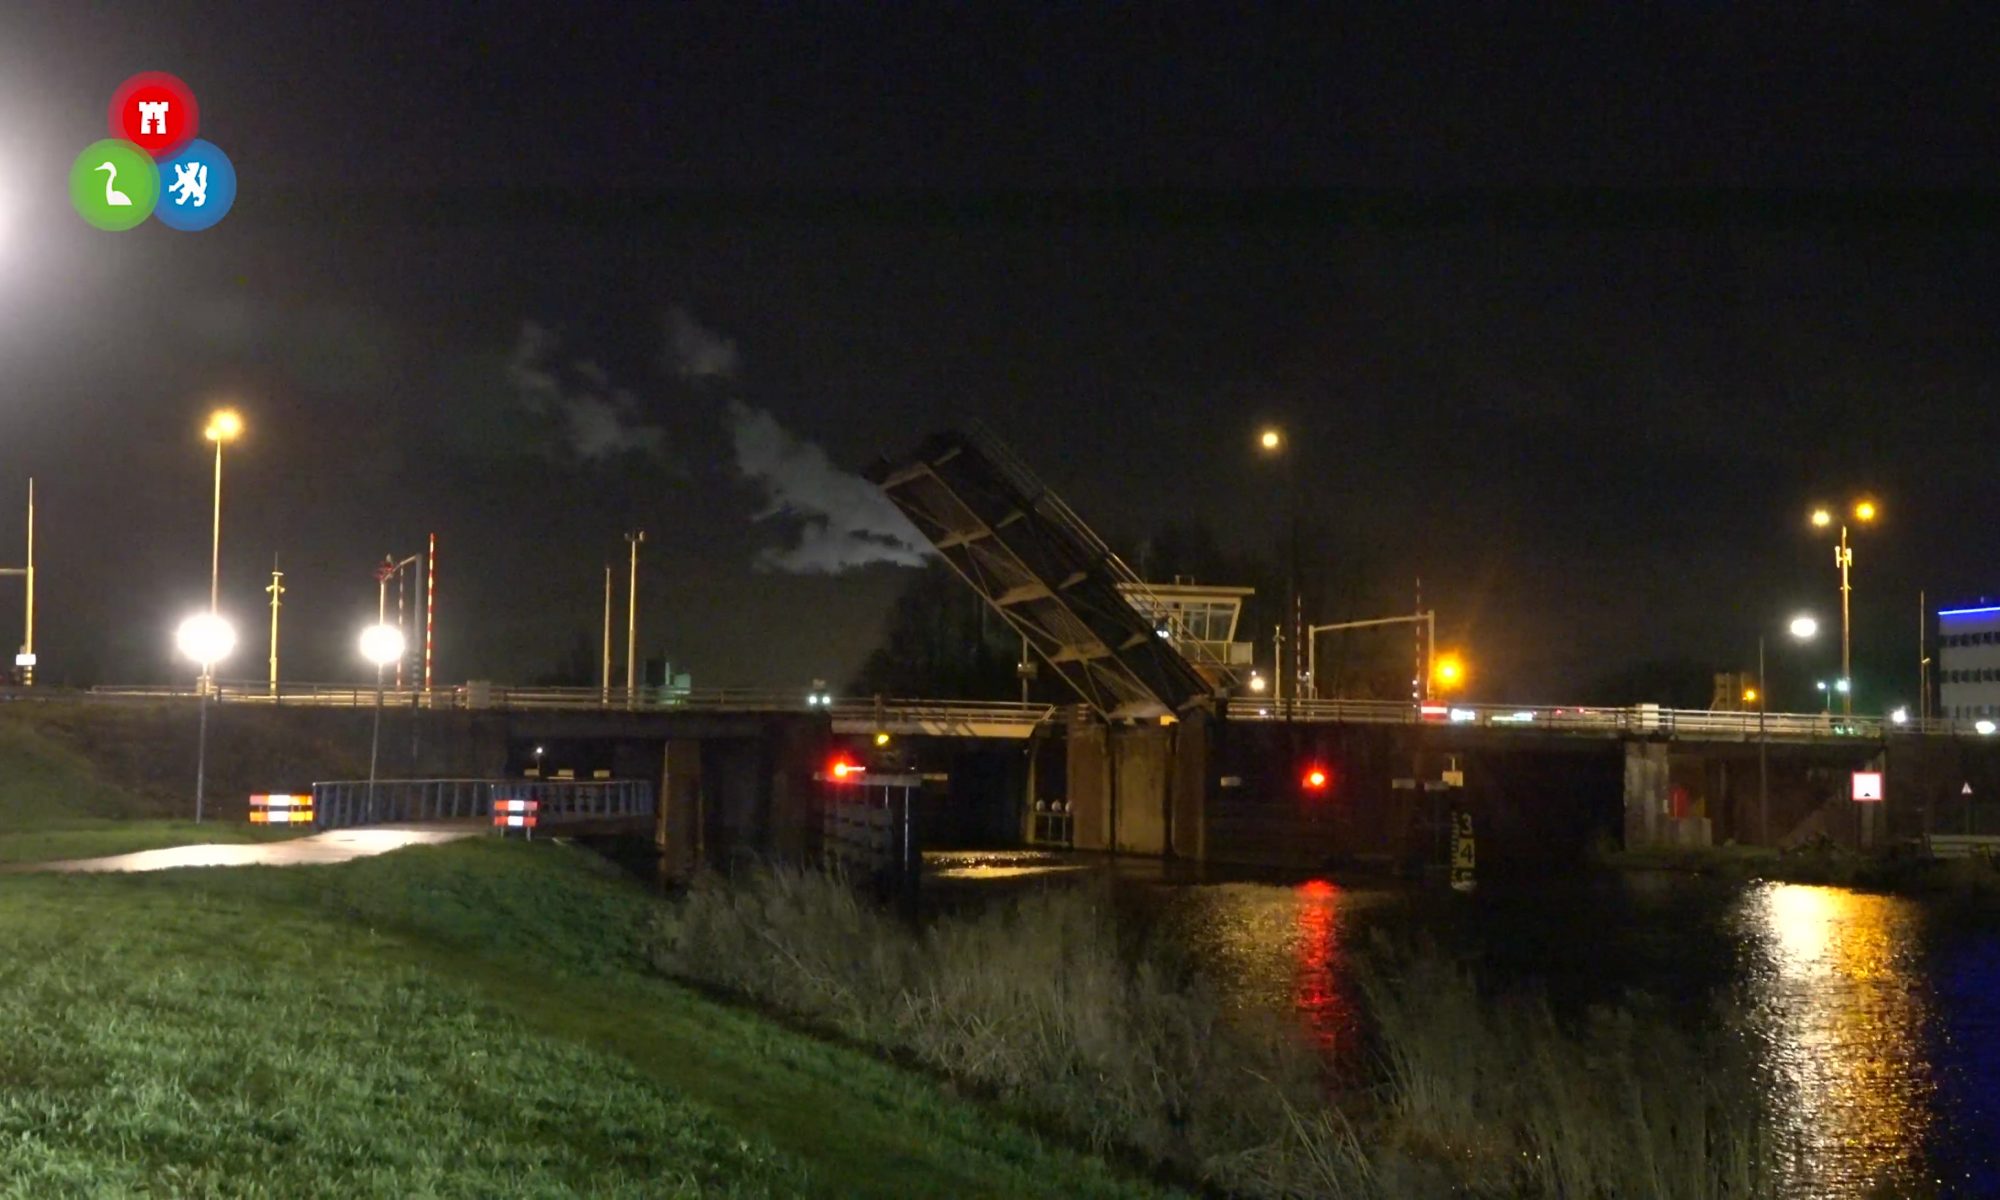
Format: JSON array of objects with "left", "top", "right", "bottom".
[{"left": 1293, "top": 878, "right": 1353, "bottom": 1052}]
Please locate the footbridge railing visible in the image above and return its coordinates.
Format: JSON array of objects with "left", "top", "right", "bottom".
[{"left": 311, "top": 778, "right": 654, "bottom": 830}]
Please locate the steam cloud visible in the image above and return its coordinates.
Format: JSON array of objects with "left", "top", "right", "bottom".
[
  {"left": 666, "top": 306, "right": 740, "bottom": 381},
  {"left": 507, "top": 322, "right": 665, "bottom": 459},
  {"left": 726, "top": 399, "right": 931, "bottom": 573}
]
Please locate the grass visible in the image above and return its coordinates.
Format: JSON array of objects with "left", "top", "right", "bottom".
[
  {"left": 0, "top": 838, "right": 1172, "bottom": 1197},
  {"left": 0, "top": 713, "right": 307, "bottom": 865},
  {"left": 652, "top": 864, "right": 1783, "bottom": 1199}
]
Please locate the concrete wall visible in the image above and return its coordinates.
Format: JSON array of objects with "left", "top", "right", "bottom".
[
  {"left": 1067, "top": 722, "right": 1111, "bottom": 850},
  {"left": 1112, "top": 725, "right": 1171, "bottom": 855}
]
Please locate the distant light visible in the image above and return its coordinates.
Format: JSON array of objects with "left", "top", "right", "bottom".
[
  {"left": 1940, "top": 606, "right": 2000, "bottom": 617},
  {"left": 1742, "top": 688, "right": 1759, "bottom": 704},
  {"left": 1789, "top": 615, "right": 1819, "bottom": 640},
  {"left": 204, "top": 408, "right": 243, "bottom": 442},
  {"left": 1978, "top": 720, "right": 1997, "bottom": 737},
  {"left": 1258, "top": 428, "right": 1283, "bottom": 452},
  {"left": 1156, "top": 626, "right": 1172, "bottom": 639},
  {"left": 1853, "top": 500, "right": 1878, "bottom": 523},
  {"left": 1247, "top": 671, "right": 1267, "bottom": 694},
  {"left": 1890, "top": 708, "right": 1909, "bottom": 726},
  {"left": 1302, "top": 766, "right": 1329, "bottom": 791},
  {"left": 174, "top": 612, "right": 236, "bottom": 667},
  {"left": 829, "top": 758, "right": 865, "bottom": 779},
  {"left": 1836, "top": 678, "right": 1851, "bottom": 694},
  {"left": 1448, "top": 708, "right": 1476, "bottom": 723},
  {"left": 1810, "top": 508, "right": 1832, "bottom": 528},
  {"left": 1491, "top": 710, "right": 1536, "bottom": 724},
  {"left": 1432, "top": 653, "right": 1467, "bottom": 691},
  {"left": 358, "top": 623, "right": 406, "bottom": 668},
  {"left": 1816, "top": 681, "right": 1828, "bottom": 692},
  {"left": 873, "top": 731, "right": 891, "bottom": 747},
  {"left": 534, "top": 745, "right": 545, "bottom": 755}
]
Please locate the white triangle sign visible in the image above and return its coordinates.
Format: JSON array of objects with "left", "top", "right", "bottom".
[{"left": 1964, "top": 782, "right": 1976, "bottom": 796}]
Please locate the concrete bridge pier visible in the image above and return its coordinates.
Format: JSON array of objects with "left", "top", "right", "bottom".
[{"left": 1066, "top": 712, "right": 1214, "bottom": 859}]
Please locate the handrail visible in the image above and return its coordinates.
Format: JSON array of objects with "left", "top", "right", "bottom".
[{"left": 65, "top": 682, "right": 1998, "bottom": 740}]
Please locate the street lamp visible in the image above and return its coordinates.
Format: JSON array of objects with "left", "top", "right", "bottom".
[
  {"left": 1809, "top": 498, "right": 1877, "bottom": 717},
  {"left": 1255, "top": 426, "right": 1299, "bottom": 710},
  {"left": 175, "top": 612, "right": 236, "bottom": 823},
  {"left": 1432, "top": 652, "right": 1467, "bottom": 694},
  {"left": 1757, "top": 613, "right": 1819, "bottom": 843},
  {"left": 359, "top": 622, "right": 406, "bottom": 822},
  {"left": 203, "top": 409, "right": 242, "bottom": 613}
]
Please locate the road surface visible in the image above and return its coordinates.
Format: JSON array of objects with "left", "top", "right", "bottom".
[{"left": 9, "top": 826, "right": 477, "bottom": 874}]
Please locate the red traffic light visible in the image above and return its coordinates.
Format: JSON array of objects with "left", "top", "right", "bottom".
[
  {"left": 829, "top": 758, "right": 865, "bottom": 781},
  {"left": 1302, "top": 765, "right": 1330, "bottom": 791}
]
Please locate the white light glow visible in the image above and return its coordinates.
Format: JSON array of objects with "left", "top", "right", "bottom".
[
  {"left": 1978, "top": 720, "right": 1996, "bottom": 736},
  {"left": 1790, "top": 615, "right": 1820, "bottom": 640},
  {"left": 358, "top": 623, "right": 406, "bottom": 667},
  {"left": 174, "top": 612, "right": 236, "bottom": 666},
  {"left": 1890, "top": 708, "right": 1908, "bottom": 726}
]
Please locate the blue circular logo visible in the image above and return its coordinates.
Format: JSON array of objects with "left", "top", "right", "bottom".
[{"left": 152, "top": 138, "right": 236, "bottom": 231}]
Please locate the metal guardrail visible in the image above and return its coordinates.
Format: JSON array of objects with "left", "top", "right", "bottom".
[
  {"left": 83, "top": 681, "right": 1058, "bottom": 727},
  {"left": 1227, "top": 698, "right": 1987, "bottom": 743},
  {"left": 63, "top": 682, "right": 1997, "bottom": 742},
  {"left": 311, "top": 778, "right": 653, "bottom": 830}
]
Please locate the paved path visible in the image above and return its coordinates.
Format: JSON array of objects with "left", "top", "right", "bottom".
[{"left": 13, "top": 826, "right": 477, "bottom": 874}]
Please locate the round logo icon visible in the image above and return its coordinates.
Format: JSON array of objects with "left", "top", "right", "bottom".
[
  {"left": 109, "top": 71, "right": 198, "bottom": 158},
  {"left": 152, "top": 139, "right": 236, "bottom": 232},
  {"left": 69, "top": 139, "right": 159, "bottom": 231}
]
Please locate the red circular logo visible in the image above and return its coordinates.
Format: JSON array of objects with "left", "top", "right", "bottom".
[{"left": 109, "top": 72, "right": 198, "bottom": 158}]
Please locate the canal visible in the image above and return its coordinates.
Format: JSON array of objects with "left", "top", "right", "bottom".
[{"left": 925, "top": 849, "right": 2000, "bottom": 1198}]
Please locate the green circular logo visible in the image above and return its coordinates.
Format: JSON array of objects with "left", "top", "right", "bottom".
[{"left": 69, "top": 139, "right": 158, "bottom": 230}]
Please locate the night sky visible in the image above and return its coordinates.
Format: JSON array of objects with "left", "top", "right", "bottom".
[{"left": 2, "top": 5, "right": 1998, "bottom": 706}]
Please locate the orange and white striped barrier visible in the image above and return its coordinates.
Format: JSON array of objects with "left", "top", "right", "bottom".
[
  {"left": 492, "top": 796, "right": 539, "bottom": 833},
  {"left": 249, "top": 794, "right": 314, "bottom": 824}
]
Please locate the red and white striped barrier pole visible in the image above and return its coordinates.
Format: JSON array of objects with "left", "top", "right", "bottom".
[{"left": 492, "top": 796, "right": 539, "bottom": 840}]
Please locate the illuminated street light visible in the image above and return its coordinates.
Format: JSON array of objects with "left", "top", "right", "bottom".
[
  {"left": 1756, "top": 612, "right": 1821, "bottom": 844},
  {"left": 1254, "top": 425, "right": 1300, "bottom": 711},
  {"left": 359, "top": 622, "right": 407, "bottom": 820},
  {"left": 1432, "top": 652, "right": 1467, "bottom": 692},
  {"left": 1258, "top": 428, "right": 1283, "bottom": 452},
  {"left": 1808, "top": 498, "right": 1878, "bottom": 717},
  {"left": 1977, "top": 719, "right": 1997, "bottom": 736},
  {"left": 202, "top": 408, "right": 242, "bottom": 621},
  {"left": 1247, "top": 670, "right": 1267, "bottom": 694},
  {"left": 1890, "top": 707, "right": 1909, "bottom": 726},
  {"left": 175, "top": 612, "right": 236, "bottom": 823}
]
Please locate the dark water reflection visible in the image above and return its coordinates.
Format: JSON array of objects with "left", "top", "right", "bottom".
[{"left": 921, "top": 850, "right": 2000, "bottom": 1198}]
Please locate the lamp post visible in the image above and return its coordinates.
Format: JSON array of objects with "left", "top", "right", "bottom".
[
  {"left": 624, "top": 531, "right": 645, "bottom": 706},
  {"left": 359, "top": 623, "right": 406, "bottom": 823},
  {"left": 1810, "top": 500, "right": 1877, "bottom": 718},
  {"left": 175, "top": 612, "right": 236, "bottom": 823},
  {"left": 1302, "top": 611, "right": 1443, "bottom": 703},
  {"left": 202, "top": 409, "right": 242, "bottom": 691},
  {"left": 1255, "top": 427, "right": 1299, "bottom": 710},
  {"left": 1756, "top": 614, "right": 1819, "bottom": 844}
]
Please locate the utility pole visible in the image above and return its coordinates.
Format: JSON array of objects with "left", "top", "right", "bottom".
[
  {"left": 265, "top": 558, "right": 284, "bottom": 697},
  {"left": 1, "top": 480, "right": 33, "bottom": 685},
  {"left": 424, "top": 533, "right": 437, "bottom": 695},
  {"left": 1919, "top": 589, "right": 1931, "bottom": 723},
  {"left": 601, "top": 563, "right": 613, "bottom": 704},
  {"left": 625, "top": 531, "right": 645, "bottom": 705}
]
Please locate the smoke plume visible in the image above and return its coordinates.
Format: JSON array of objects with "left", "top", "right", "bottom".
[
  {"left": 507, "top": 321, "right": 665, "bottom": 459},
  {"left": 726, "top": 399, "right": 930, "bottom": 573}
]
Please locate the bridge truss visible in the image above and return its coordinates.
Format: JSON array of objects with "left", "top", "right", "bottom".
[{"left": 867, "top": 426, "right": 1223, "bottom": 721}]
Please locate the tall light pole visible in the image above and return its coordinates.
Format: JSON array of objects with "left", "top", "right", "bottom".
[
  {"left": 1303, "top": 611, "right": 1444, "bottom": 703},
  {"left": 359, "top": 623, "right": 406, "bottom": 823},
  {"left": 1, "top": 478, "right": 33, "bottom": 686},
  {"left": 625, "top": 530, "right": 645, "bottom": 705},
  {"left": 202, "top": 409, "right": 242, "bottom": 693},
  {"left": 1811, "top": 499, "right": 1877, "bottom": 718},
  {"left": 264, "top": 559, "right": 284, "bottom": 697},
  {"left": 1256, "top": 427, "right": 1299, "bottom": 711},
  {"left": 176, "top": 612, "right": 236, "bottom": 823},
  {"left": 600, "top": 563, "right": 613, "bottom": 705},
  {"left": 1757, "top": 613, "right": 1820, "bottom": 844}
]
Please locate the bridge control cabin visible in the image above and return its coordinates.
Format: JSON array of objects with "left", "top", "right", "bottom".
[{"left": 1115, "top": 580, "right": 1256, "bottom": 689}]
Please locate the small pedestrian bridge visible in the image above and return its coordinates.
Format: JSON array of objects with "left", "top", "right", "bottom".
[{"left": 310, "top": 778, "right": 654, "bottom": 831}]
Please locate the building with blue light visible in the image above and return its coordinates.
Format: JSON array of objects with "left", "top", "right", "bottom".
[{"left": 1938, "top": 603, "right": 2000, "bottom": 719}]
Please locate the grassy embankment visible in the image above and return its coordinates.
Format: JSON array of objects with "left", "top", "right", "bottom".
[
  {"left": 653, "top": 867, "right": 1779, "bottom": 1199},
  {"left": 0, "top": 838, "right": 1172, "bottom": 1197},
  {"left": 0, "top": 714, "right": 302, "bottom": 864}
]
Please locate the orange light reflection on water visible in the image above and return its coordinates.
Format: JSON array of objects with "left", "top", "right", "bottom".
[
  {"left": 1741, "top": 883, "right": 1934, "bottom": 1198},
  {"left": 1293, "top": 878, "right": 1351, "bottom": 1052}
]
